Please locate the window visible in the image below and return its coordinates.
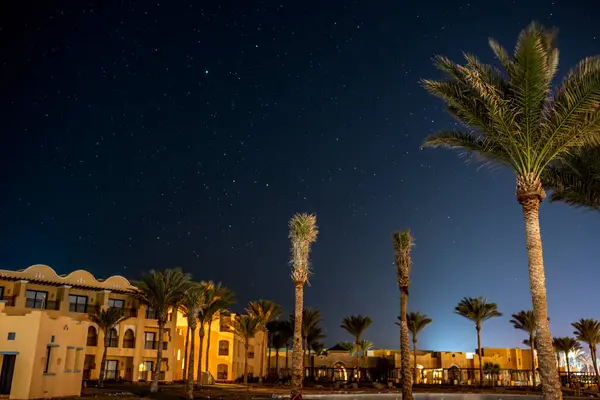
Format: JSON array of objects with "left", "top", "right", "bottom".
[
  {"left": 138, "top": 361, "right": 153, "bottom": 381},
  {"left": 146, "top": 307, "right": 156, "bottom": 319},
  {"left": 220, "top": 316, "right": 231, "bottom": 332},
  {"left": 248, "top": 345, "right": 255, "bottom": 359},
  {"left": 105, "top": 360, "right": 118, "bottom": 380},
  {"left": 87, "top": 326, "right": 98, "bottom": 346},
  {"left": 108, "top": 299, "right": 124, "bottom": 309},
  {"left": 44, "top": 346, "right": 52, "bottom": 373},
  {"left": 123, "top": 329, "right": 135, "bottom": 348},
  {"left": 218, "top": 340, "right": 229, "bottom": 356},
  {"left": 144, "top": 332, "right": 156, "bottom": 349},
  {"left": 26, "top": 290, "right": 48, "bottom": 309},
  {"left": 69, "top": 295, "right": 88, "bottom": 313},
  {"left": 217, "top": 364, "right": 228, "bottom": 380},
  {"left": 0, "top": 286, "right": 4, "bottom": 299},
  {"left": 7, "top": 332, "right": 15, "bottom": 340},
  {"left": 107, "top": 328, "right": 118, "bottom": 348}
]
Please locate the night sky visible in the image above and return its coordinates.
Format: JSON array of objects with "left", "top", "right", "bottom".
[{"left": 1, "top": 0, "right": 599, "bottom": 352}]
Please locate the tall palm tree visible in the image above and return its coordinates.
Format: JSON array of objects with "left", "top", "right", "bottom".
[
  {"left": 279, "top": 319, "right": 294, "bottom": 376},
  {"left": 233, "top": 314, "right": 263, "bottom": 385},
  {"left": 288, "top": 213, "right": 318, "bottom": 400},
  {"left": 89, "top": 307, "right": 128, "bottom": 388},
  {"left": 271, "top": 325, "right": 289, "bottom": 376},
  {"left": 180, "top": 283, "right": 207, "bottom": 400},
  {"left": 455, "top": 297, "right": 502, "bottom": 386},
  {"left": 399, "top": 312, "right": 432, "bottom": 383},
  {"left": 393, "top": 229, "right": 414, "bottom": 400},
  {"left": 510, "top": 310, "right": 538, "bottom": 387},
  {"left": 341, "top": 315, "right": 372, "bottom": 373},
  {"left": 421, "top": 22, "right": 600, "bottom": 400},
  {"left": 553, "top": 337, "right": 581, "bottom": 378},
  {"left": 544, "top": 145, "right": 600, "bottom": 211},
  {"left": 247, "top": 299, "right": 282, "bottom": 383},
  {"left": 571, "top": 319, "right": 600, "bottom": 390},
  {"left": 135, "top": 268, "right": 191, "bottom": 392},
  {"left": 200, "top": 282, "right": 235, "bottom": 383}
]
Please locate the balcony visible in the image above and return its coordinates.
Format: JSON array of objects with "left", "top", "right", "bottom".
[
  {"left": 25, "top": 299, "right": 60, "bottom": 310},
  {"left": 144, "top": 341, "right": 169, "bottom": 350}
]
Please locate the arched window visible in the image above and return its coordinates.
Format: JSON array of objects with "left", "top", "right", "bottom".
[
  {"left": 248, "top": 345, "right": 255, "bottom": 359},
  {"left": 86, "top": 326, "right": 98, "bottom": 346},
  {"left": 123, "top": 329, "right": 135, "bottom": 348},
  {"left": 218, "top": 340, "right": 229, "bottom": 356},
  {"left": 217, "top": 364, "right": 228, "bottom": 380},
  {"left": 107, "top": 328, "right": 118, "bottom": 348}
]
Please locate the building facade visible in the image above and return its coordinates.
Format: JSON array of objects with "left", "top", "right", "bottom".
[{"left": 0, "top": 265, "right": 267, "bottom": 399}]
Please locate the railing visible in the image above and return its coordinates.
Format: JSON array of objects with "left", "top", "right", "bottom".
[{"left": 302, "top": 367, "right": 548, "bottom": 386}]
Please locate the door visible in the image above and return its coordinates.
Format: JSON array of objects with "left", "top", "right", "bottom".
[{"left": 0, "top": 355, "right": 16, "bottom": 395}]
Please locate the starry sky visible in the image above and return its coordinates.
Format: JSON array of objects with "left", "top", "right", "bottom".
[{"left": 1, "top": 0, "right": 599, "bottom": 352}]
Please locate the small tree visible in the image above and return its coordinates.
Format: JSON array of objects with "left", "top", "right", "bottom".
[
  {"left": 398, "top": 312, "right": 432, "bottom": 383},
  {"left": 510, "top": 310, "right": 538, "bottom": 386},
  {"left": 89, "top": 307, "right": 128, "bottom": 388},
  {"left": 483, "top": 362, "right": 501, "bottom": 385},
  {"left": 247, "top": 300, "right": 282, "bottom": 383},
  {"left": 234, "top": 314, "right": 263, "bottom": 385},
  {"left": 553, "top": 337, "right": 581, "bottom": 378},
  {"left": 180, "top": 283, "right": 207, "bottom": 399},
  {"left": 571, "top": 319, "right": 600, "bottom": 391},
  {"left": 340, "top": 315, "right": 372, "bottom": 374}
]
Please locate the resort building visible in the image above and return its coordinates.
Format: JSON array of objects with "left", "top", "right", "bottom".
[{"left": 0, "top": 265, "right": 267, "bottom": 399}]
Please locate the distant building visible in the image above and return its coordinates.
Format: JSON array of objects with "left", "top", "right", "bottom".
[{"left": 0, "top": 265, "right": 267, "bottom": 399}]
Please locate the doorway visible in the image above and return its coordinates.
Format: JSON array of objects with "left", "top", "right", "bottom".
[{"left": 0, "top": 354, "right": 16, "bottom": 395}]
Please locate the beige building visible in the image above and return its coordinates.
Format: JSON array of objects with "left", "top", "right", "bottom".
[{"left": 0, "top": 265, "right": 267, "bottom": 399}]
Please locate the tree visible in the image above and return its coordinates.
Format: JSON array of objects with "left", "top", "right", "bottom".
[
  {"left": 270, "top": 322, "right": 291, "bottom": 376},
  {"left": 398, "top": 312, "right": 432, "bottom": 383},
  {"left": 455, "top": 297, "right": 502, "bottom": 386},
  {"left": 247, "top": 300, "right": 282, "bottom": 383},
  {"left": 510, "top": 310, "right": 538, "bottom": 387},
  {"left": 341, "top": 315, "right": 373, "bottom": 374},
  {"left": 135, "top": 268, "right": 191, "bottom": 393},
  {"left": 544, "top": 145, "right": 600, "bottom": 211},
  {"left": 288, "top": 213, "right": 318, "bottom": 400},
  {"left": 233, "top": 314, "right": 263, "bottom": 385},
  {"left": 393, "top": 229, "right": 414, "bottom": 400},
  {"left": 89, "top": 307, "right": 128, "bottom": 388},
  {"left": 180, "top": 283, "right": 207, "bottom": 399},
  {"left": 483, "top": 362, "right": 501, "bottom": 385},
  {"left": 553, "top": 337, "right": 582, "bottom": 378},
  {"left": 571, "top": 319, "right": 600, "bottom": 391},
  {"left": 199, "top": 282, "right": 235, "bottom": 385},
  {"left": 421, "top": 22, "right": 600, "bottom": 400}
]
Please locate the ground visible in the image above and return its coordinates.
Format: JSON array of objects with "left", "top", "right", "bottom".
[{"left": 82, "top": 383, "right": 600, "bottom": 400}]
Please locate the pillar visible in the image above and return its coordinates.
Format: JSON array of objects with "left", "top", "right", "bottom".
[
  {"left": 57, "top": 285, "right": 71, "bottom": 313},
  {"left": 13, "top": 280, "right": 28, "bottom": 308}
]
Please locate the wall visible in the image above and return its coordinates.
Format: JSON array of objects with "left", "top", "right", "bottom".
[{"left": 0, "top": 301, "right": 88, "bottom": 399}]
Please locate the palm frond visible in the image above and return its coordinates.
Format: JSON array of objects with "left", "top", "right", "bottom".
[
  {"left": 288, "top": 213, "right": 319, "bottom": 285},
  {"left": 393, "top": 229, "right": 414, "bottom": 291},
  {"left": 455, "top": 296, "right": 502, "bottom": 328},
  {"left": 572, "top": 318, "right": 600, "bottom": 347},
  {"left": 340, "top": 315, "right": 372, "bottom": 342},
  {"left": 134, "top": 268, "right": 191, "bottom": 323}
]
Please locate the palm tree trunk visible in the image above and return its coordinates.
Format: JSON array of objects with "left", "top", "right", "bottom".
[
  {"left": 400, "top": 289, "right": 412, "bottom": 400},
  {"left": 590, "top": 346, "right": 600, "bottom": 392},
  {"left": 183, "top": 326, "right": 190, "bottom": 382},
  {"left": 186, "top": 325, "right": 196, "bottom": 400},
  {"left": 565, "top": 353, "right": 571, "bottom": 379},
  {"left": 267, "top": 332, "right": 272, "bottom": 374},
  {"left": 355, "top": 339, "right": 361, "bottom": 379},
  {"left": 285, "top": 344, "right": 289, "bottom": 376},
  {"left": 413, "top": 338, "right": 418, "bottom": 384},
  {"left": 259, "top": 329, "right": 266, "bottom": 383},
  {"left": 291, "top": 283, "right": 304, "bottom": 400},
  {"left": 276, "top": 349, "right": 280, "bottom": 375},
  {"left": 244, "top": 343, "right": 249, "bottom": 385},
  {"left": 477, "top": 326, "right": 483, "bottom": 386},
  {"left": 151, "top": 322, "right": 164, "bottom": 393},
  {"left": 204, "top": 319, "right": 213, "bottom": 375},
  {"left": 196, "top": 329, "right": 205, "bottom": 387},
  {"left": 520, "top": 197, "right": 563, "bottom": 400},
  {"left": 98, "top": 339, "right": 108, "bottom": 388},
  {"left": 529, "top": 334, "right": 536, "bottom": 387}
]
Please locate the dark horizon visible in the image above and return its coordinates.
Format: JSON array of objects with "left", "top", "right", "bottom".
[{"left": 1, "top": 0, "right": 599, "bottom": 352}]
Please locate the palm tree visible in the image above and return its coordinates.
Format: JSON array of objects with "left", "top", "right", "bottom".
[
  {"left": 571, "top": 319, "right": 600, "bottom": 390},
  {"left": 135, "top": 268, "right": 191, "bottom": 392},
  {"left": 288, "top": 213, "right": 318, "bottom": 400},
  {"left": 247, "top": 299, "right": 282, "bottom": 383},
  {"left": 299, "top": 308, "right": 322, "bottom": 362},
  {"left": 271, "top": 324, "right": 289, "bottom": 376},
  {"left": 455, "top": 297, "right": 502, "bottom": 386},
  {"left": 399, "top": 312, "right": 432, "bottom": 383},
  {"left": 553, "top": 337, "right": 582, "bottom": 379},
  {"left": 393, "top": 229, "right": 414, "bottom": 400},
  {"left": 510, "top": 310, "right": 538, "bottom": 387},
  {"left": 180, "top": 283, "right": 207, "bottom": 399},
  {"left": 341, "top": 315, "right": 373, "bottom": 374},
  {"left": 198, "top": 282, "right": 235, "bottom": 385},
  {"left": 421, "top": 22, "right": 600, "bottom": 400},
  {"left": 279, "top": 319, "right": 294, "bottom": 376},
  {"left": 89, "top": 307, "right": 128, "bottom": 388},
  {"left": 544, "top": 145, "right": 600, "bottom": 211},
  {"left": 233, "top": 314, "right": 263, "bottom": 385},
  {"left": 483, "top": 362, "right": 502, "bottom": 385}
]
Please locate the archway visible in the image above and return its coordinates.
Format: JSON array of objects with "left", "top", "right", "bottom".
[{"left": 332, "top": 362, "right": 348, "bottom": 382}]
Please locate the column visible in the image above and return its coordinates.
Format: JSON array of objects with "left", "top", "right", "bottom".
[
  {"left": 13, "top": 280, "right": 28, "bottom": 308},
  {"left": 57, "top": 285, "right": 71, "bottom": 313},
  {"left": 97, "top": 290, "right": 111, "bottom": 311}
]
